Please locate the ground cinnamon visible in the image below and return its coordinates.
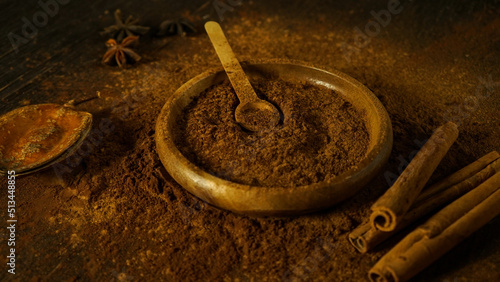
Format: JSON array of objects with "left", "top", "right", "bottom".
[{"left": 175, "top": 78, "right": 370, "bottom": 187}]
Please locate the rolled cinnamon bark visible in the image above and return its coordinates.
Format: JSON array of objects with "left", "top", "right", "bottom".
[
  {"left": 349, "top": 153, "right": 500, "bottom": 253},
  {"left": 369, "top": 171, "right": 500, "bottom": 282},
  {"left": 417, "top": 151, "right": 500, "bottom": 202},
  {"left": 370, "top": 122, "right": 459, "bottom": 231}
]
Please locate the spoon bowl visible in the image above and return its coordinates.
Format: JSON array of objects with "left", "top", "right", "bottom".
[
  {"left": 0, "top": 104, "right": 92, "bottom": 176},
  {"left": 235, "top": 100, "right": 281, "bottom": 132}
]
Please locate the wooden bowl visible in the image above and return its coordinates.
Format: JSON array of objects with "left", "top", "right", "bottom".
[{"left": 155, "top": 60, "right": 392, "bottom": 216}]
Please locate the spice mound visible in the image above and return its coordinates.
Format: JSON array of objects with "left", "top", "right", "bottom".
[{"left": 175, "top": 78, "right": 370, "bottom": 187}]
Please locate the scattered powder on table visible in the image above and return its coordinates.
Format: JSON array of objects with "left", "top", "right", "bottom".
[{"left": 175, "top": 78, "right": 370, "bottom": 187}]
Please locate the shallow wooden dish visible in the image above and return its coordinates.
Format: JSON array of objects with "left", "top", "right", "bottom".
[{"left": 156, "top": 60, "right": 392, "bottom": 216}]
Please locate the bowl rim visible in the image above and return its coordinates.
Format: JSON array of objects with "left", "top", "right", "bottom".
[{"left": 155, "top": 59, "right": 392, "bottom": 214}]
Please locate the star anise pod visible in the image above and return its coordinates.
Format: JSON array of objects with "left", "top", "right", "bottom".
[
  {"left": 102, "top": 36, "right": 141, "bottom": 67},
  {"left": 157, "top": 18, "right": 197, "bottom": 37},
  {"left": 101, "top": 9, "right": 150, "bottom": 41}
]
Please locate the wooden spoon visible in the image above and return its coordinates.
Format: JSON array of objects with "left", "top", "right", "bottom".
[{"left": 205, "top": 21, "right": 280, "bottom": 132}]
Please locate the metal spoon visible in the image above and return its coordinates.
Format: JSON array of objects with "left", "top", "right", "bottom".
[
  {"left": 205, "top": 21, "right": 280, "bottom": 132},
  {"left": 0, "top": 94, "right": 99, "bottom": 176}
]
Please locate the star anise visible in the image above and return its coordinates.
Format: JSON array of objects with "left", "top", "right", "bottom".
[
  {"left": 102, "top": 36, "right": 141, "bottom": 67},
  {"left": 101, "top": 9, "right": 150, "bottom": 41},
  {"left": 157, "top": 18, "right": 197, "bottom": 36}
]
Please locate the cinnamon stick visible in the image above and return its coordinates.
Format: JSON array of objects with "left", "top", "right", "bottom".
[
  {"left": 370, "top": 122, "right": 459, "bottom": 231},
  {"left": 349, "top": 152, "right": 500, "bottom": 253},
  {"left": 369, "top": 171, "right": 500, "bottom": 282},
  {"left": 417, "top": 150, "right": 500, "bottom": 202}
]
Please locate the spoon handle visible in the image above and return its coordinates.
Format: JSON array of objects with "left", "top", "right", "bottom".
[{"left": 205, "top": 21, "right": 258, "bottom": 104}]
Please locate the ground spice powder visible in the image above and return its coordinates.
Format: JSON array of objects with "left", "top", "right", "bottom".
[{"left": 175, "top": 78, "right": 370, "bottom": 187}]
